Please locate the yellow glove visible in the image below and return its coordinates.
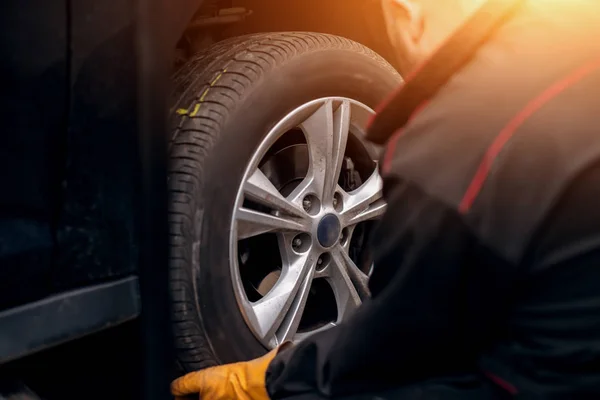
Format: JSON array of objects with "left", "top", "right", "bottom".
[{"left": 171, "top": 345, "right": 289, "bottom": 400}]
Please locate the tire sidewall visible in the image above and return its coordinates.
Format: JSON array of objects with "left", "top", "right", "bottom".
[{"left": 195, "top": 48, "right": 400, "bottom": 363}]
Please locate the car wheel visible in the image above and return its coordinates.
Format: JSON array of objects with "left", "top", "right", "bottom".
[{"left": 168, "top": 32, "right": 401, "bottom": 371}]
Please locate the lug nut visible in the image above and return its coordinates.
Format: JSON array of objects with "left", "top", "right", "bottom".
[
  {"left": 316, "top": 253, "right": 331, "bottom": 272},
  {"left": 302, "top": 197, "right": 312, "bottom": 212},
  {"left": 333, "top": 192, "right": 343, "bottom": 211},
  {"left": 339, "top": 228, "right": 349, "bottom": 246},
  {"left": 292, "top": 233, "right": 310, "bottom": 253}
]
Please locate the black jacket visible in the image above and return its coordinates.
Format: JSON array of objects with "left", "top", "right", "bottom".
[{"left": 266, "top": 1, "right": 600, "bottom": 399}]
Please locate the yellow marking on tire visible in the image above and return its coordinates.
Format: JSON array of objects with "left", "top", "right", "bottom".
[
  {"left": 189, "top": 103, "right": 201, "bottom": 117},
  {"left": 184, "top": 69, "right": 228, "bottom": 117},
  {"left": 211, "top": 69, "right": 226, "bottom": 85},
  {"left": 199, "top": 88, "right": 210, "bottom": 103}
]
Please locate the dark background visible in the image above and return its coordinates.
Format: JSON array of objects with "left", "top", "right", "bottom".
[
  {"left": 0, "top": 321, "right": 141, "bottom": 399},
  {"left": 0, "top": 0, "right": 198, "bottom": 396},
  {"left": 0, "top": 0, "right": 199, "bottom": 310}
]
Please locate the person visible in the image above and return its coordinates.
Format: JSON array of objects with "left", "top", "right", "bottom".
[{"left": 171, "top": 0, "right": 600, "bottom": 398}]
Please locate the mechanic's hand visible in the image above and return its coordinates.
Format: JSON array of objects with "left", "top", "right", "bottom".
[{"left": 171, "top": 344, "right": 289, "bottom": 400}]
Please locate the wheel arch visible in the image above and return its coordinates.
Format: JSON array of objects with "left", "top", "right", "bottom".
[{"left": 208, "top": 0, "right": 402, "bottom": 72}]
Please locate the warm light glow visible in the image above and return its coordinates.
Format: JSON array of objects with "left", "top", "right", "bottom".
[
  {"left": 451, "top": 0, "right": 600, "bottom": 21},
  {"left": 464, "top": 0, "right": 600, "bottom": 9},
  {"left": 528, "top": 0, "right": 595, "bottom": 3},
  {"left": 511, "top": 0, "right": 596, "bottom": 7},
  {"left": 464, "top": 0, "right": 600, "bottom": 19},
  {"left": 525, "top": 0, "right": 600, "bottom": 16}
]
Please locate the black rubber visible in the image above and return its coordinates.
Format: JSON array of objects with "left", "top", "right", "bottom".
[{"left": 168, "top": 32, "right": 401, "bottom": 371}]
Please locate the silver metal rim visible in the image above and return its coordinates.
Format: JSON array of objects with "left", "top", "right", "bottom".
[{"left": 229, "top": 97, "right": 387, "bottom": 349}]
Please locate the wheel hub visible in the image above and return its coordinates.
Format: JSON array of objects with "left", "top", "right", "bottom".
[
  {"left": 316, "top": 214, "right": 341, "bottom": 248},
  {"left": 231, "top": 97, "right": 387, "bottom": 349}
]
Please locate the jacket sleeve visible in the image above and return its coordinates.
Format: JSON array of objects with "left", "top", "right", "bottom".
[{"left": 265, "top": 176, "right": 513, "bottom": 399}]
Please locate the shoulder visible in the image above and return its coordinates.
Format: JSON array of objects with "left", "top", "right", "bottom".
[{"left": 383, "top": 35, "right": 600, "bottom": 262}]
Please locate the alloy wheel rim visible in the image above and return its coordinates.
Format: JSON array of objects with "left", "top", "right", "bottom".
[{"left": 229, "top": 97, "right": 387, "bottom": 349}]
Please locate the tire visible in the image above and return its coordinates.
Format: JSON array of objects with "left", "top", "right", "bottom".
[{"left": 168, "top": 32, "right": 401, "bottom": 372}]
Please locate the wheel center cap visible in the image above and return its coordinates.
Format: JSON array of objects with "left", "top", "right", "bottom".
[{"left": 317, "top": 214, "right": 341, "bottom": 248}]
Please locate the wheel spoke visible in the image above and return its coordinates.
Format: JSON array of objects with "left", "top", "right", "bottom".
[
  {"left": 341, "top": 169, "right": 386, "bottom": 226},
  {"left": 294, "top": 323, "right": 335, "bottom": 342},
  {"left": 347, "top": 199, "right": 387, "bottom": 226},
  {"left": 276, "top": 263, "right": 316, "bottom": 344},
  {"left": 236, "top": 208, "right": 308, "bottom": 239},
  {"left": 332, "top": 245, "right": 371, "bottom": 300},
  {"left": 299, "top": 100, "right": 351, "bottom": 204},
  {"left": 247, "top": 249, "right": 315, "bottom": 345},
  {"left": 329, "top": 246, "right": 370, "bottom": 321},
  {"left": 244, "top": 168, "right": 307, "bottom": 218}
]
